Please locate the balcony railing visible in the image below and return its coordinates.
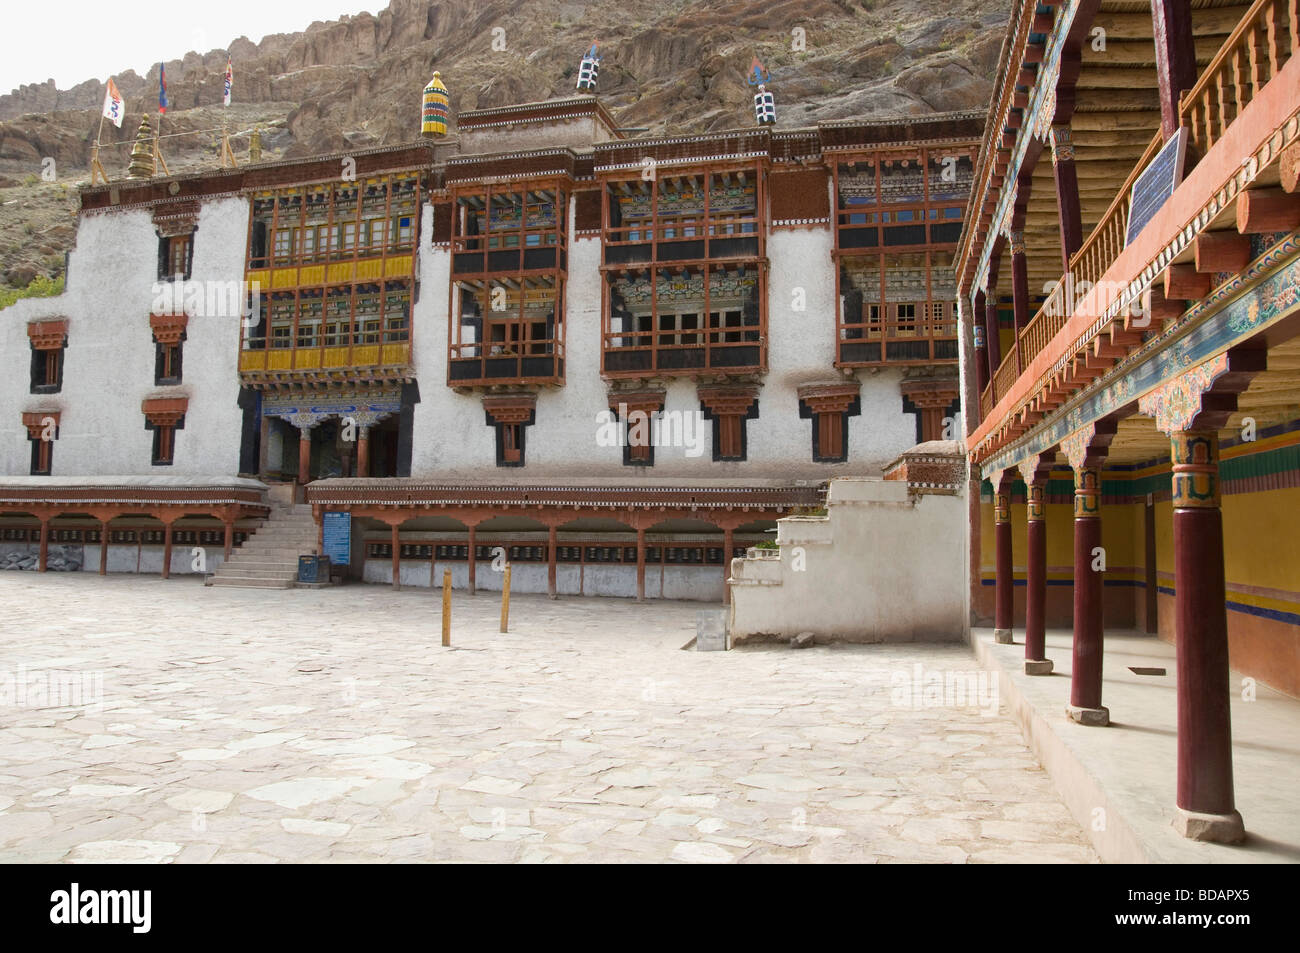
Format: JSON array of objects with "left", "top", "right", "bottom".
[
  {"left": 603, "top": 216, "right": 761, "bottom": 266},
  {"left": 978, "top": 0, "right": 1296, "bottom": 419},
  {"left": 837, "top": 312, "right": 959, "bottom": 365},
  {"left": 239, "top": 338, "right": 411, "bottom": 373},
  {"left": 602, "top": 327, "right": 763, "bottom": 376},
  {"left": 448, "top": 339, "right": 565, "bottom": 385}
]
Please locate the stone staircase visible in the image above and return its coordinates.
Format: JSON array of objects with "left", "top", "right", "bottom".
[{"left": 206, "top": 503, "right": 318, "bottom": 589}]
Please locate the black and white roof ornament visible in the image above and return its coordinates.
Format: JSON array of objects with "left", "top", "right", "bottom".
[
  {"left": 576, "top": 42, "right": 601, "bottom": 93},
  {"left": 748, "top": 56, "right": 775, "bottom": 126}
]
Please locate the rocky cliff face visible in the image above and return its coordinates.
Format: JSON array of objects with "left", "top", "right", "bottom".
[{"left": 0, "top": 0, "right": 1007, "bottom": 289}]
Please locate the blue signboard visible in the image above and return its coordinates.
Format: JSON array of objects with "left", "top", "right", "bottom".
[
  {"left": 322, "top": 511, "right": 351, "bottom": 566},
  {"left": 1126, "top": 127, "right": 1188, "bottom": 247}
]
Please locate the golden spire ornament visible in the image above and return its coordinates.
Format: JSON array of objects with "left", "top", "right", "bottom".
[{"left": 127, "top": 117, "right": 156, "bottom": 179}]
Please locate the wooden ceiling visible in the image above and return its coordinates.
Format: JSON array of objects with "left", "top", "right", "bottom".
[{"left": 1016, "top": 0, "right": 1252, "bottom": 298}]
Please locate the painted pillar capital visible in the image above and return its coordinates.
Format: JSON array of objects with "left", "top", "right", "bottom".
[
  {"left": 1171, "top": 429, "right": 1221, "bottom": 508},
  {"left": 1073, "top": 466, "right": 1102, "bottom": 518},
  {"left": 1049, "top": 124, "right": 1075, "bottom": 165},
  {"left": 1026, "top": 481, "right": 1047, "bottom": 521},
  {"left": 1008, "top": 229, "right": 1026, "bottom": 256}
]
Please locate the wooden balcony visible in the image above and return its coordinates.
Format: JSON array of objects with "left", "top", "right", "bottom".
[
  {"left": 602, "top": 327, "right": 764, "bottom": 377},
  {"left": 977, "top": 0, "right": 1297, "bottom": 423},
  {"left": 239, "top": 338, "right": 411, "bottom": 384},
  {"left": 837, "top": 309, "right": 959, "bottom": 366}
]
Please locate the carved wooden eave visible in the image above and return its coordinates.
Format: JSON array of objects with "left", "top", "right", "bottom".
[{"left": 27, "top": 318, "right": 68, "bottom": 350}]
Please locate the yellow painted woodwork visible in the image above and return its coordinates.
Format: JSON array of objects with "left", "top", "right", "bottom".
[
  {"left": 295, "top": 350, "right": 322, "bottom": 370},
  {"left": 271, "top": 269, "right": 298, "bottom": 290},
  {"left": 352, "top": 345, "right": 380, "bottom": 365},
  {"left": 322, "top": 346, "right": 350, "bottom": 368},
  {"left": 239, "top": 351, "right": 267, "bottom": 372},
  {"left": 245, "top": 268, "right": 270, "bottom": 290},
  {"left": 385, "top": 255, "right": 413, "bottom": 278},
  {"left": 298, "top": 265, "right": 326, "bottom": 286},
  {"left": 327, "top": 262, "right": 356, "bottom": 283},
  {"left": 356, "top": 258, "right": 384, "bottom": 280},
  {"left": 267, "top": 350, "right": 293, "bottom": 370},
  {"left": 382, "top": 342, "right": 411, "bottom": 365}
]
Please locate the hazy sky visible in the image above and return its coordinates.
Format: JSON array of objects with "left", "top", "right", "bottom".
[{"left": 3, "top": 0, "right": 383, "bottom": 94}]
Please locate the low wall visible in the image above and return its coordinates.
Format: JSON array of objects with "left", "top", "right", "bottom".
[{"left": 730, "top": 478, "right": 966, "bottom": 642}]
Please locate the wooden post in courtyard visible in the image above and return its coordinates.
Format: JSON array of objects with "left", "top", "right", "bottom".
[
  {"left": 441, "top": 568, "right": 452, "bottom": 647},
  {"left": 547, "top": 524, "right": 558, "bottom": 600},
  {"left": 500, "top": 563, "right": 512, "bottom": 633}
]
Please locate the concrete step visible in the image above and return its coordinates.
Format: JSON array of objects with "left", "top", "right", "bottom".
[
  {"left": 236, "top": 543, "right": 319, "bottom": 554},
  {"left": 216, "top": 569, "right": 298, "bottom": 581},
  {"left": 207, "top": 576, "right": 295, "bottom": 589},
  {"left": 223, "top": 558, "right": 302, "bottom": 569}
]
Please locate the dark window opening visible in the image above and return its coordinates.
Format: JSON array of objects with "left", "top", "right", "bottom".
[
  {"left": 29, "top": 346, "right": 64, "bottom": 394},
  {"left": 154, "top": 333, "right": 185, "bottom": 385}
]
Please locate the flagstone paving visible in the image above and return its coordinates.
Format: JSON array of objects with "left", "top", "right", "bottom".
[{"left": 0, "top": 574, "right": 1098, "bottom": 863}]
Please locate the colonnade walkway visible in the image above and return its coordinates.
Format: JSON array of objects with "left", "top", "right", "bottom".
[{"left": 973, "top": 628, "right": 1300, "bottom": 863}]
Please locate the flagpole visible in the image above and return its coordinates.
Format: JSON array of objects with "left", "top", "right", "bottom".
[{"left": 91, "top": 110, "right": 108, "bottom": 185}]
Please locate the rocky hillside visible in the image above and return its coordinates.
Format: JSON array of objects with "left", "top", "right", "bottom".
[{"left": 0, "top": 0, "right": 1007, "bottom": 292}]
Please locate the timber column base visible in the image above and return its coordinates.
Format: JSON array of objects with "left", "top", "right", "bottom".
[
  {"left": 994, "top": 628, "right": 1014, "bottom": 644},
  {"left": 1066, "top": 704, "right": 1110, "bottom": 727},
  {"left": 1024, "top": 658, "right": 1054, "bottom": 675},
  {"left": 1173, "top": 808, "right": 1245, "bottom": 844}
]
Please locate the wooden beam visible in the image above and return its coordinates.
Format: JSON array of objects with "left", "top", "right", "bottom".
[
  {"left": 1081, "top": 36, "right": 1223, "bottom": 66},
  {"left": 1164, "top": 263, "right": 1211, "bottom": 301},
  {"left": 1281, "top": 141, "right": 1300, "bottom": 194},
  {"left": 1070, "top": 109, "right": 1163, "bottom": 131},
  {"left": 1073, "top": 88, "right": 1162, "bottom": 110},
  {"left": 1076, "top": 67, "right": 1164, "bottom": 90},
  {"left": 1194, "top": 232, "right": 1253, "bottom": 273},
  {"left": 1091, "top": 7, "right": 1252, "bottom": 41},
  {"left": 1237, "top": 188, "right": 1300, "bottom": 233}
]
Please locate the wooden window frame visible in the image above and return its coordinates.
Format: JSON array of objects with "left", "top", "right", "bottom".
[{"left": 797, "top": 384, "right": 861, "bottom": 464}]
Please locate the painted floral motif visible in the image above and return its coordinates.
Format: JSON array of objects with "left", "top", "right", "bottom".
[
  {"left": 1137, "top": 352, "right": 1229, "bottom": 434},
  {"left": 1060, "top": 424, "right": 1096, "bottom": 471}
]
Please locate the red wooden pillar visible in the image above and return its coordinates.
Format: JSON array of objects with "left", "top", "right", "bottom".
[
  {"left": 161, "top": 517, "right": 175, "bottom": 580},
  {"left": 357, "top": 427, "right": 370, "bottom": 478},
  {"left": 38, "top": 516, "right": 50, "bottom": 573},
  {"left": 99, "top": 519, "right": 110, "bottom": 575},
  {"left": 390, "top": 521, "right": 401, "bottom": 591},
  {"left": 547, "top": 524, "right": 558, "bottom": 600},
  {"left": 973, "top": 290, "right": 990, "bottom": 396},
  {"left": 1010, "top": 231, "right": 1030, "bottom": 337},
  {"left": 1050, "top": 126, "right": 1083, "bottom": 274},
  {"left": 298, "top": 425, "right": 313, "bottom": 485},
  {"left": 223, "top": 520, "right": 235, "bottom": 559},
  {"left": 1169, "top": 429, "right": 1243, "bottom": 842},
  {"left": 1024, "top": 476, "right": 1053, "bottom": 674},
  {"left": 721, "top": 525, "right": 734, "bottom": 605},
  {"left": 1151, "top": 0, "right": 1198, "bottom": 141},
  {"left": 467, "top": 522, "right": 477, "bottom": 595},
  {"left": 993, "top": 475, "right": 1014, "bottom": 643},
  {"left": 635, "top": 525, "right": 647, "bottom": 603},
  {"left": 983, "top": 291, "right": 1002, "bottom": 383},
  {"left": 1069, "top": 465, "right": 1107, "bottom": 724}
]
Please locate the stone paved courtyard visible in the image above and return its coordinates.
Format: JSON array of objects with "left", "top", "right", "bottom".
[{"left": 0, "top": 574, "right": 1097, "bottom": 863}]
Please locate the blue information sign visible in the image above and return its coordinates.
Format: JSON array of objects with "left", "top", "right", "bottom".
[{"left": 322, "top": 511, "right": 351, "bottom": 566}]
